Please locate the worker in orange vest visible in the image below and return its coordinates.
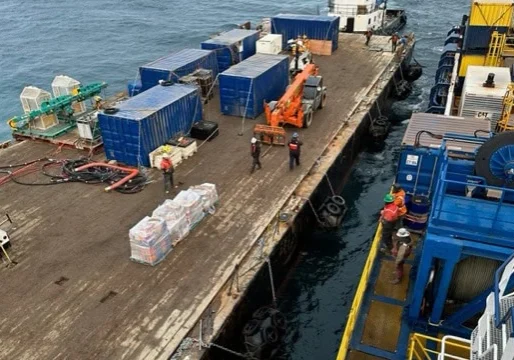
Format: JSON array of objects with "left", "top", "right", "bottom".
[
  {"left": 160, "top": 156, "right": 177, "bottom": 194},
  {"left": 380, "top": 193, "right": 399, "bottom": 253},
  {"left": 288, "top": 133, "right": 303, "bottom": 171},
  {"left": 392, "top": 183, "right": 407, "bottom": 228}
]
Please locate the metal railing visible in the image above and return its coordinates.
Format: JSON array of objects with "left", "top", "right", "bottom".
[
  {"left": 335, "top": 223, "right": 383, "bottom": 360},
  {"left": 408, "top": 333, "right": 471, "bottom": 360}
]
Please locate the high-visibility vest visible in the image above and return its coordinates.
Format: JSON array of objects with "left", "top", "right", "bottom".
[
  {"left": 381, "top": 203, "right": 399, "bottom": 222},
  {"left": 289, "top": 142, "right": 299, "bottom": 151},
  {"left": 394, "top": 190, "right": 407, "bottom": 216}
]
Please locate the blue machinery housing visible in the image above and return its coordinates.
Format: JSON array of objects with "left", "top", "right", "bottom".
[
  {"left": 219, "top": 54, "right": 289, "bottom": 118},
  {"left": 201, "top": 29, "right": 260, "bottom": 73},
  {"left": 139, "top": 49, "right": 219, "bottom": 92},
  {"left": 271, "top": 14, "right": 340, "bottom": 51},
  {"left": 99, "top": 84, "right": 202, "bottom": 167}
]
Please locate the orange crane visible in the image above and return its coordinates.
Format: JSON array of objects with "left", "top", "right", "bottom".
[{"left": 254, "top": 63, "right": 327, "bottom": 145}]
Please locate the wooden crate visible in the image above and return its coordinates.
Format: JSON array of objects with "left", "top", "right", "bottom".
[{"left": 308, "top": 40, "right": 332, "bottom": 56}]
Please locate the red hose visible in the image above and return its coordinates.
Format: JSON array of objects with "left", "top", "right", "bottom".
[{"left": 74, "top": 163, "right": 139, "bottom": 192}]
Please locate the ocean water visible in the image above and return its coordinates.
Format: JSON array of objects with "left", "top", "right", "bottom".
[
  {"left": 0, "top": 0, "right": 323, "bottom": 140},
  {"left": 278, "top": 0, "right": 470, "bottom": 359},
  {"left": 1, "top": 0, "right": 469, "bottom": 358}
]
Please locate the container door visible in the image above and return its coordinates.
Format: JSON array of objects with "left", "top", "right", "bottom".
[{"left": 346, "top": 18, "right": 355, "bottom": 33}]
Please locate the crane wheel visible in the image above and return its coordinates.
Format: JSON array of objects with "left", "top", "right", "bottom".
[
  {"left": 303, "top": 109, "right": 313, "bottom": 128},
  {"left": 319, "top": 91, "right": 327, "bottom": 109}
]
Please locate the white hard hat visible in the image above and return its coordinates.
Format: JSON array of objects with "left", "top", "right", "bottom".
[
  {"left": 251, "top": 137, "right": 257, "bottom": 144},
  {"left": 396, "top": 228, "right": 410, "bottom": 238}
]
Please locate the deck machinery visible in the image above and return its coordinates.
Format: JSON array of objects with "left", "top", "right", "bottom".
[
  {"left": 7, "top": 81, "right": 107, "bottom": 142},
  {"left": 404, "top": 132, "right": 514, "bottom": 359},
  {"left": 254, "top": 63, "right": 327, "bottom": 145}
]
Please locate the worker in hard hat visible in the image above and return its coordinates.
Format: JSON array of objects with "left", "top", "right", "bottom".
[
  {"left": 380, "top": 193, "right": 399, "bottom": 253},
  {"left": 160, "top": 155, "right": 177, "bottom": 194},
  {"left": 391, "top": 228, "right": 412, "bottom": 284},
  {"left": 392, "top": 183, "right": 407, "bottom": 228},
  {"left": 288, "top": 133, "right": 303, "bottom": 171},
  {"left": 365, "top": 28, "right": 373, "bottom": 46},
  {"left": 250, "top": 136, "right": 262, "bottom": 174},
  {"left": 94, "top": 96, "right": 103, "bottom": 110}
]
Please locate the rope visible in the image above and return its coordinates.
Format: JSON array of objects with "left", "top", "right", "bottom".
[
  {"left": 201, "top": 341, "right": 248, "bottom": 358},
  {"left": 239, "top": 78, "right": 254, "bottom": 136},
  {"left": 324, "top": 172, "right": 336, "bottom": 196},
  {"left": 266, "top": 257, "right": 277, "bottom": 307},
  {"left": 301, "top": 196, "right": 326, "bottom": 227}
]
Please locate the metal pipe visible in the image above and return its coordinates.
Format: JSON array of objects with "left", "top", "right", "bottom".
[{"left": 445, "top": 52, "right": 460, "bottom": 116}]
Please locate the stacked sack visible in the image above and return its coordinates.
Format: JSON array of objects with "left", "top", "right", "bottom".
[
  {"left": 152, "top": 200, "right": 190, "bottom": 243},
  {"left": 129, "top": 216, "right": 172, "bottom": 266}
]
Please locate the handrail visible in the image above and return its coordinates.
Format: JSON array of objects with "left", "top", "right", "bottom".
[
  {"left": 494, "top": 253, "right": 514, "bottom": 327},
  {"left": 408, "top": 333, "right": 470, "bottom": 360},
  {"left": 335, "top": 223, "right": 383, "bottom": 360}
]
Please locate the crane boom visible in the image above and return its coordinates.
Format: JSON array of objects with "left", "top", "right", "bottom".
[{"left": 8, "top": 82, "right": 107, "bottom": 129}]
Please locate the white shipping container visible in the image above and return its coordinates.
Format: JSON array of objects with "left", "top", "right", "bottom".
[
  {"left": 256, "top": 34, "right": 283, "bottom": 55},
  {"left": 459, "top": 65, "right": 511, "bottom": 130}
]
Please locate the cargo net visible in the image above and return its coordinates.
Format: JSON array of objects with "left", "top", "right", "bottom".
[{"left": 129, "top": 183, "right": 219, "bottom": 265}]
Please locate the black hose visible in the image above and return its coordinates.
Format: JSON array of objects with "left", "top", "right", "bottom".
[
  {"left": 414, "top": 130, "right": 443, "bottom": 147},
  {"left": 2, "top": 157, "right": 147, "bottom": 194},
  {"left": 474, "top": 129, "right": 490, "bottom": 137},
  {"left": 0, "top": 157, "right": 48, "bottom": 169}
]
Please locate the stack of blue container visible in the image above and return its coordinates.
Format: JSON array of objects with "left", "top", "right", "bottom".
[
  {"left": 201, "top": 29, "right": 260, "bottom": 73},
  {"left": 270, "top": 14, "right": 340, "bottom": 51},
  {"left": 139, "top": 49, "right": 219, "bottom": 92},
  {"left": 219, "top": 54, "right": 289, "bottom": 118},
  {"left": 99, "top": 84, "right": 203, "bottom": 167}
]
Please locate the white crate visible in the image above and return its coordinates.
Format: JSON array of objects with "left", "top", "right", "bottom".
[
  {"left": 149, "top": 145, "right": 183, "bottom": 169},
  {"left": 179, "top": 140, "right": 198, "bottom": 159},
  {"left": 256, "top": 34, "right": 282, "bottom": 55}
]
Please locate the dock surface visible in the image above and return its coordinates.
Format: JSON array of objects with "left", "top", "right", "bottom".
[{"left": 0, "top": 34, "right": 398, "bottom": 360}]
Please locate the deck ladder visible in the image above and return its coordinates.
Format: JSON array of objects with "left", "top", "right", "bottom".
[
  {"left": 485, "top": 31, "right": 506, "bottom": 67},
  {"left": 497, "top": 84, "right": 514, "bottom": 133}
]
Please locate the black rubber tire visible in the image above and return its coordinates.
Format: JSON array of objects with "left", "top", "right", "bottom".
[
  {"left": 319, "top": 91, "right": 327, "bottom": 109},
  {"left": 160, "top": 80, "right": 173, "bottom": 86},
  {"left": 331, "top": 195, "right": 346, "bottom": 207},
  {"left": 103, "top": 107, "right": 119, "bottom": 115},
  {"left": 271, "top": 312, "right": 287, "bottom": 331},
  {"left": 243, "top": 319, "right": 261, "bottom": 336},
  {"left": 475, "top": 132, "right": 514, "bottom": 188},
  {"left": 326, "top": 202, "right": 342, "bottom": 216},
  {"left": 374, "top": 118, "right": 388, "bottom": 127},
  {"left": 253, "top": 306, "right": 272, "bottom": 320},
  {"left": 303, "top": 109, "right": 313, "bottom": 128},
  {"left": 263, "top": 326, "right": 280, "bottom": 344}
]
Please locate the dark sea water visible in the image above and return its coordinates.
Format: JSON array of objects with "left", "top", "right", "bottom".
[{"left": 0, "top": 0, "right": 468, "bottom": 358}]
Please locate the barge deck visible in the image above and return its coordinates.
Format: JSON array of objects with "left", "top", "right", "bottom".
[{"left": 0, "top": 33, "right": 410, "bottom": 360}]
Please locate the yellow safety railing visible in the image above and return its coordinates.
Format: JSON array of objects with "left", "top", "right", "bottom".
[
  {"left": 335, "top": 222, "right": 383, "bottom": 360},
  {"left": 408, "top": 333, "right": 471, "bottom": 360},
  {"left": 497, "top": 83, "right": 514, "bottom": 132}
]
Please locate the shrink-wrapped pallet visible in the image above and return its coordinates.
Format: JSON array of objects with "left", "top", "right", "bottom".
[
  {"left": 152, "top": 200, "right": 190, "bottom": 242},
  {"left": 190, "top": 183, "right": 219, "bottom": 212},
  {"left": 129, "top": 216, "right": 167, "bottom": 246},
  {"left": 130, "top": 231, "right": 172, "bottom": 266},
  {"left": 174, "top": 190, "right": 205, "bottom": 228}
]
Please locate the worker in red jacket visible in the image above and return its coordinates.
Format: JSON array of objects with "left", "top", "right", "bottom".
[
  {"left": 380, "top": 193, "right": 399, "bottom": 253},
  {"left": 288, "top": 133, "right": 303, "bottom": 171},
  {"left": 160, "top": 156, "right": 177, "bottom": 194}
]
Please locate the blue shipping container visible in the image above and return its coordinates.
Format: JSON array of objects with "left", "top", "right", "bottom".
[
  {"left": 201, "top": 29, "right": 260, "bottom": 73},
  {"left": 463, "top": 25, "right": 508, "bottom": 51},
  {"left": 139, "top": 49, "right": 219, "bottom": 91},
  {"left": 271, "top": 14, "right": 340, "bottom": 51},
  {"left": 127, "top": 79, "right": 142, "bottom": 97},
  {"left": 98, "top": 84, "right": 203, "bottom": 167},
  {"left": 219, "top": 54, "right": 289, "bottom": 118}
]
